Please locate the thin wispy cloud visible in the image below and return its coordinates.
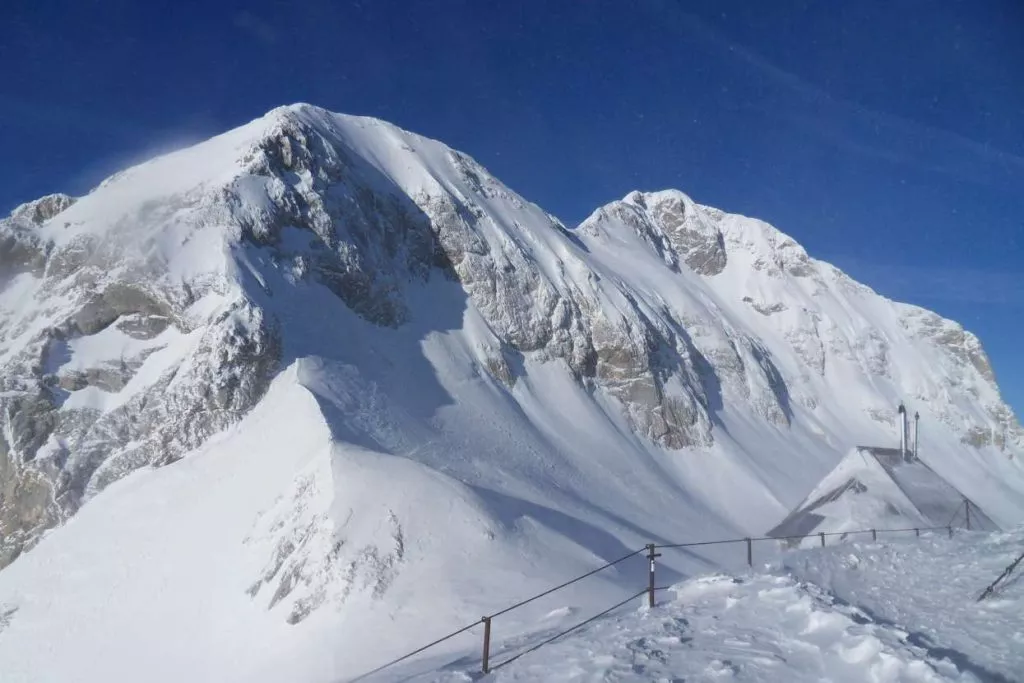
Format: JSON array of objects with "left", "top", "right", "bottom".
[
  {"left": 834, "top": 258, "right": 1024, "bottom": 308},
  {"left": 661, "top": 2, "right": 1024, "bottom": 182},
  {"left": 233, "top": 11, "right": 279, "bottom": 46},
  {"left": 0, "top": 95, "right": 152, "bottom": 141}
]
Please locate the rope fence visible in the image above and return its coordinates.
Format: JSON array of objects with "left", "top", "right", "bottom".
[
  {"left": 488, "top": 548, "right": 644, "bottom": 619},
  {"left": 978, "top": 548, "right": 1024, "bottom": 602},
  {"left": 352, "top": 497, "right": 982, "bottom": 681}
]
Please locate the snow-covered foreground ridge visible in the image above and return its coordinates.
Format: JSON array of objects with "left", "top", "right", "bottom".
[
  {"left": 0, "top": 103, "right": 1023, "bottom": 682},
  {"left": 402, "top": 528, "right": 1024, "bottom": 683}
]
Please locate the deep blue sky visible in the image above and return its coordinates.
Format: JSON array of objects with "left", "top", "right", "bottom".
[{"left": 3, "top": 1, "right": 1023, "bottom": 417}]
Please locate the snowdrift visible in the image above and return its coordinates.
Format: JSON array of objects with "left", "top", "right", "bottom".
[{"left": 783, "top": 527, "right": 1024, "bottom": 681}]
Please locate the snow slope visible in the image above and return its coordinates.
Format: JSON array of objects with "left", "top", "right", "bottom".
[
  {"left": 380, "top": 529, "right": 1024, "bottom": 682},
  {"left": 0, "top": 370, "right": 337, "bottom": 683},
  {"left": 783, "top": 528, "right": 1024, "bottom": 682},
  {"left": 451, "top": 575, "right": 960, "bottom": 683},
  {"left": 1, "top": 104, "right": 1024, "bottom": 681}
]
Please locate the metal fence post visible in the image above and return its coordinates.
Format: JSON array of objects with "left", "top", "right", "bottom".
[
  {"left": 646, "top": 544, "right": 660, "bottom": 608},
  {"left": 819, "top": 532, "right": 826, "bottom": 547},
  {"left": 915, "top": 528, "right": 919, "bottom": 538},
  {"left": 481, "top": 616, "right": 491, "bottom": 673},
  {"left": 948, "top": 525, "right": 953, "bottom": 539},
  {"left": 745, "top": 537, "right": 752, "bottom": 567},
  {"left": 965, "top": 499, "right": 971, "bottom": 530},
  {"left": 871, "top": 529, "right": 877, "bottom": 541}
]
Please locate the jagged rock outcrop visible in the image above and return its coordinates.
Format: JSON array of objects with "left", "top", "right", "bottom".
[
  {"left": 581, "top": 190, "right": 728, "bottom": 276},
  {"left": 0, "top": 195, "right": 74, "bottom": 281}
]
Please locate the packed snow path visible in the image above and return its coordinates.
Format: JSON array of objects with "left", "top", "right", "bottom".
[
  {"left": 381, "top": 530, "right": 1022, "bottom": 682},
  {"left": 401, "top": 574, "right": 957, "bottom": 682}
]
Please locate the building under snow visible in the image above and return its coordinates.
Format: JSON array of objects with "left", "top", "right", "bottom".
[{"left": 768, "top": 405, "right": 997, "bottom": 541}]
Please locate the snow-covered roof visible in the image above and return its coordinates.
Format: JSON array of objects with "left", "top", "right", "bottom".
[{"left": 768, "top": 447, "right": 998, "bottom": 538}]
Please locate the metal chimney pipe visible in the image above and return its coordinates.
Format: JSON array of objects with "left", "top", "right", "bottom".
[{"left": 898, "top": 403, "right": 907, "bottom": 459}]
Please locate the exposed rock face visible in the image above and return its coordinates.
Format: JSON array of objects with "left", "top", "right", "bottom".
[
  {"left": 0, "top": 195, "right": 74, "bottom": 281},
  {"left": 0, "top": 103, "right": 1019, "bottom": 570},
  {"left": 901, "top": 308, "right": 996, "bottom": 384},
  {"left": 0, "top": 185, "right": 282, "bottom": 566},
  {"left": 898, "top": 307, "right": 1023, "bottom": 452},
  {"left": 238, "top": 118, "right": 454, "bottom": 327},
  {"left": 581, "top": 190, "right": 728, "bottom": 276},
  {"left": 0, "top": 431, "right": 60, "bottom": 568},
  {"left": 10, "top": 194, "right": 77, "bottom": 226},
  {"left": 743, "top": 297, "right": 788, "bottom": 316},
  {"left": 580, "top": 185, "right": 1020, "bottom": 460}
]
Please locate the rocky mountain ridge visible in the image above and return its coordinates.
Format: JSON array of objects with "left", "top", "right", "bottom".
[{"left": 0, "top": 103, "right": 1021, "bottom": 570}]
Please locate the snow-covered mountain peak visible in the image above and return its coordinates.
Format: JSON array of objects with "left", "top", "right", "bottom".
[
  {"left": 581, "top": 188, "right": 728, "bottom": 276},
  {"left": 1, "top": 105, "right": 1023, "bottom": 676},
  {"left": 581, "top": 187, "right": 823, "bottom": 287}
]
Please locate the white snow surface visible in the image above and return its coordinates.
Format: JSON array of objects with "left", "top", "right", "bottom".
[
  {"left": 782, "top": 529, "right": 1024, "bottom": 681},
  {"left": 368, "top": 529, "right": 1024, "bottom": 682},
  {"left": 1, "top": 104, "right": 1024, "bottom": 682}
]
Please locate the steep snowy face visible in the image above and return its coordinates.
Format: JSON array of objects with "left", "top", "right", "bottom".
[
  {"left": 2, "top": 105, "right": 1024, "bottom": 680},
  {"left": 578, "top": 188, "right": 1023, "bottom": 458},
  {"left": 0, "top": 141, "right": 283, "bottom": 565},
  {"left": 582, "top": 190, "right": 728, "bottom": 276},
  {"left": 0, "top": 105, "right": 709, "bottom": 565},
  {"left": 232, "top": 108, "right": 716, "bottom": 452},
  {"left": 897, "top": 305, "right": 1021, "bottom": 450},
  {"left": 0, "top": 103, "right": 1021, "bottom": 580}
]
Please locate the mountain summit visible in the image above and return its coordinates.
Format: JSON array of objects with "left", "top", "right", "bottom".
[{"left": 0, "top": 104, "right": 1022, "bottom": 681}]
